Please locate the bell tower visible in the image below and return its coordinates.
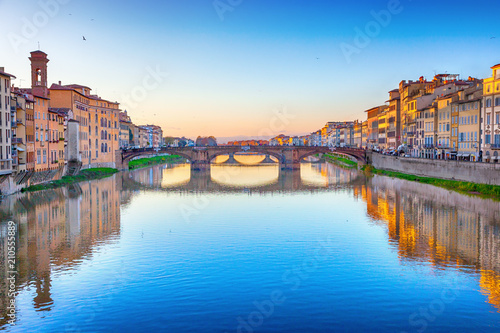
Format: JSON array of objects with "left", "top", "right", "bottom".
[{"left": 29, "top": 50, "right": 49, "bottom": 98}]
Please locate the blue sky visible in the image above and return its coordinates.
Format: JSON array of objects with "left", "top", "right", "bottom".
[{"left": 1, "top": 0, "right": 499, "bottom": 141}]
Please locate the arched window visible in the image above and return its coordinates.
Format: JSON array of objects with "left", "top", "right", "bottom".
[
  {"left": 105, "top": 143, "right": 108, "bottom": 152},
  {"left": 35, "top": 68, "right": 42, "bottom": 85},
  {"left": 105, "top": 130, "right": 107, "bottom": 140},
  {"left": 101, "top": 143, "right": 104, "bottom": 152}
]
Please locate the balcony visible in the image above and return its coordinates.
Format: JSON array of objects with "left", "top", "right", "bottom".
[
  {"left": 11, "top": 121, "right": 17, "bottom": 128},
  {"left": 10, "top": 106, "right": 15, "bottom": 112},
  {"left": 490, "top": 144, "right": 500, "bottom": 149},
  {"left": 423, "top": 144, "right": 435, "bottom": 149},
  {"left": 12, "top": 138, "right": 23, "bottom": 144}
]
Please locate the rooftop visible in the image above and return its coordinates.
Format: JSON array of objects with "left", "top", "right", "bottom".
[{"left": 0, "top": 68, "right": 16, "bottom": 79}]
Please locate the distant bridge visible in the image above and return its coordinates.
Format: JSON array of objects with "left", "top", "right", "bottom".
[{"left": 117, "top": 146, "right": 367, "bottom": 171}]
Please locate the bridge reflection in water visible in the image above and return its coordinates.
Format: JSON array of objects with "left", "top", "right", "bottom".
[{"left": 124, "top": 161, "right": 362, "bottom": 192}]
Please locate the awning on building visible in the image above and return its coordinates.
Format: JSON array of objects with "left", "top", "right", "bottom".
[
  {"left": 16, "top": 147, "right": 25, "bottom": 152},
  {"left": 492, "top": 156, "right": 498, "bottom": 161},
  {"left": 457, "top": 154, "right": 463, "bottom": 157}
]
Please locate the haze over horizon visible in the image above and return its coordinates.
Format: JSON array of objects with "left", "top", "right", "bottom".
[{"left": 1, "top": 0, "right": 499, "bottom": 141}]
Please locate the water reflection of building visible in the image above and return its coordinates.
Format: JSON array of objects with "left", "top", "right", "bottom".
[
  {"left": 357, "top": 175, "right": 500, "bottom": 311},
  {"left": 0, "top": 175, "right": 121, "bottom": 327},
  {"left": 304, "top": 162, "right": 359, "bottom": 187}
]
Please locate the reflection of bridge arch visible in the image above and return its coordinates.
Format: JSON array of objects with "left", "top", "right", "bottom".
[{"left": 121, "top": 163, "right": 366, "bottom": 193}]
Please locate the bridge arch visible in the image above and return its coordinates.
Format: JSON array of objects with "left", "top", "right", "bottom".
[
  {"left": 208, "top": 149, "right": 283, "bottom": 165},
  {"left": 297, "top": 148, "right": 331, "bottom": 162},
  {"left": 121, "top": 150, "right": 193, "bottom": 166},
  {"left": 297, "top": 148, "right": 366, "bottom": 164}
]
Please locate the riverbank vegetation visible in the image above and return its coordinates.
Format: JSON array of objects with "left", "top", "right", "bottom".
[
  {"left": 22, "top": 168, "right": 119, "bottom": 193},
  {"left": 323, "top": 153, "right": 358, "bottom": 169},
  {"left": 128, "top": 155, "right": 184, "bottom": 170},
  {"left": 363, "top": 165, "right": 500, "bottom": 200}
]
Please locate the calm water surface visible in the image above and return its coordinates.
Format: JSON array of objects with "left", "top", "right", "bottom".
[{"left": 1, "top": 159, "right": 500, "bottom": 332}]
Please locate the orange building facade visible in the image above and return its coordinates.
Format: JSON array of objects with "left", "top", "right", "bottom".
[{"left": 50, "top": 84, "right": 120, "bottom": 169}]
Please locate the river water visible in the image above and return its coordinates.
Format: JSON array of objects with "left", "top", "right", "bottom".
[{"left": 1, "top": 160, "right": 499, "bottom": 332}]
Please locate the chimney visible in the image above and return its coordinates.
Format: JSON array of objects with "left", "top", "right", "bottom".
[
  {"left": 0, "top": 67, "right": 4, "bottom": 72},
  {"left": 58, "top": 80, "right": 61, "bottom": 85}
]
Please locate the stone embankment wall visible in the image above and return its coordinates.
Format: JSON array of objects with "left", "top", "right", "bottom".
[
  {"left": 0, "top": 166, "right": 66, "bottom": 196},
  {"left": 371, "top": 153, "right": 500, "bottom": 186}
]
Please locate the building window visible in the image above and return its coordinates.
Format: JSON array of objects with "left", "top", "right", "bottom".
[
  {"left": 486, "top": 134, "right": 491, "bottom": 144},
  {"left": 496, "top": 98, "right": 500, "bottom": 107},
  {"left": 486, "top": 99, "right": 492, "bottom": 108}
]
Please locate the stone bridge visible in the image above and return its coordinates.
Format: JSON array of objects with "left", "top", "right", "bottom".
[{"left": 117, "top": 146, "right": 367, "bottom": 171}]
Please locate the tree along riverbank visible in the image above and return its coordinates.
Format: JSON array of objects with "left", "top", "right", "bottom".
[
  {"left": 129, "top": 155, "right": 184, "bottom": 170},
  {"left": 22, "top": 168, "right": 119, "bottom": 193},
  {"left": 363, "top": 165, "right": 500, "bottom": 200}
]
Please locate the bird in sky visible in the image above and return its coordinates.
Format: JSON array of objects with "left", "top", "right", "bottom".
[
  {"left": 491, "top": 37, "right": 496, "bottom": 39},
  {"left": 83, "top": 36, "right": 86, "bottom": 41}
]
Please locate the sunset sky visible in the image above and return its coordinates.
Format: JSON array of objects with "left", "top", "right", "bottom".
[{"left": 1, "top": 0, "right": 499, "bottom": 141}]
